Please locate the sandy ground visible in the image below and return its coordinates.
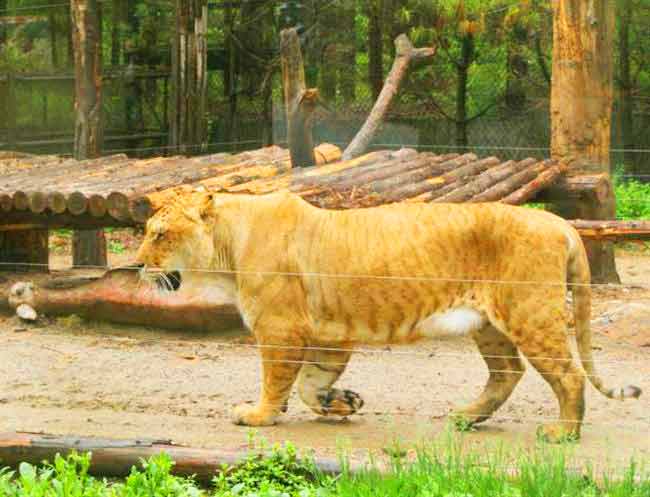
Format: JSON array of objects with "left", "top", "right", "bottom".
[{"left": 0, "top": 242, "right": 649, "bottom": 471}]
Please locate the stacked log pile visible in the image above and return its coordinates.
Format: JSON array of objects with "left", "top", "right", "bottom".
[{"left": 3, "top": 145, "right": 649, "bottom": 240}]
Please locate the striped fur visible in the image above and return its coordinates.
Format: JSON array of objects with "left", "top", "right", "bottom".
[{"left": 136, "top": 192, "right": 641, "bottom": 442}]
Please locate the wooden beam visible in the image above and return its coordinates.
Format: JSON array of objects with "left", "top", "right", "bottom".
[
  {"left": 569, "top": 220, "right": 650, "bottom": 241},
  {"left": 0, "top": 211, "right": 134, "bottom": 231}
]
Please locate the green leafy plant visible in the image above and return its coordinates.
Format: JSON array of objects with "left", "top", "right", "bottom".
[{"left": 213, "top": 442, "right": 325, "bottom": 497}]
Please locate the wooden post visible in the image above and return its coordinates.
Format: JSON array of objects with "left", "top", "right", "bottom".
[
  {"left": 550, "top": 0, "right": 619, "bottom": 283},
  {"left": 169, "top": 0, "right": 208, "bottom": 155},
  {"left": 71, "top": 0, "right": 107, "bottom": 269},
  {"left": 280, "top": 28, "right": 317, "bottom": 168},
  {"left": 0, "top": 72, "right": 50, "bottom": 273}
]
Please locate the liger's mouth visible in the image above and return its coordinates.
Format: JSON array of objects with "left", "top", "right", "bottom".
[{"left": 156, "top": 271, "right": 182, "bottom": 292}]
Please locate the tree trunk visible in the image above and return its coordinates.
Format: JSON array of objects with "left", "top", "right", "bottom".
[
  {"left": 48, "top": 6, "right": 59, "bottom": 68},
  {"left": 368, "top": 1, "right": 384, "bottom": 102},
  {"left": 455, "top": 33, "right": 474, "bottom": 151},
  {"left": 319, "top": 4, "right": 338, "bottom": 102},
  {"left": 281, "top": 28, "right": 316, "bottom": 168},
  {"left": 72, "top": 0, "right": 106, "bottom": 269},
  {"left": 550, "top": 0, "right": 619, "bottom": 283},
  {"left": 169, "top": 0, "right": 208, "bottom": 155},
  {"left": 0, "top": 0, "right": 6, "bottom": 46},
  {"left": 618, "top": 0, "right": 635, "bottom": 172},
  {"left": 223, "top": 4, "right": 238, "bottom": 145},
  {"left": 339, "top": 1, "right": 357, "bottom": 103},
  {"left": 110, "top": 0, "right": 122, "bottom": 66}
]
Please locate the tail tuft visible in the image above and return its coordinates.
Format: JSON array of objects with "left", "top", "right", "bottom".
[{"left": 607, "top": 385, "right": 642, "bottom": 400}]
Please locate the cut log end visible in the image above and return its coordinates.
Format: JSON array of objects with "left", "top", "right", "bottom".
[{"left": 16, "top": 303, "right": 38, "bottom": 322}]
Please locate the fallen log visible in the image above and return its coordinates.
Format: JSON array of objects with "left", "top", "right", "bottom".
[
  {"left": 0, "top": 432, "right": 349, "bottom": 484},
  {"left": 343, "top": 34, "right": 436, "bottom": 160},
  {"left": 7, "top": 265, "right": 242, "bottom": 332}
]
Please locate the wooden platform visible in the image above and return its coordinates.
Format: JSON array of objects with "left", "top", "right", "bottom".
[{"left": 0, "top": 144, "right": 565, "bottom": 231}]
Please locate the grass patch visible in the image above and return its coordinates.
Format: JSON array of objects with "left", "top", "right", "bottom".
[{"left": 0, "top": 436, "right": 648, "bottom": 496}]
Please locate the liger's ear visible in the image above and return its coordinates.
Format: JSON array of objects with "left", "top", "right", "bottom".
[{"left": 199, "top": 193, "right": 215, "bottom": 220}]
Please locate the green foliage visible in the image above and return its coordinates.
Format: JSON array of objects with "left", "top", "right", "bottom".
[
  {"left": 213, "top": 442, "right": 325, "bottom": 497},
  {"left": 0, "top": 452, "right": 202, "bottom": 497},
  {"left": 333, "top": 438, "right": 650, "bottom": 497},
  {"left": 0, "top": 439, "right": 649, "bottom": 497},
  {"left": 614, "top": 179, "right": 650, "bottom": 221},
  {"left": 117, "top": 453, "right": 202, "bottom": 497}
]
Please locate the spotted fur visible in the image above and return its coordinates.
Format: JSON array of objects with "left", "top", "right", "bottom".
[{"left": 136, "top": 191, "right": 641, "bottom": 442}]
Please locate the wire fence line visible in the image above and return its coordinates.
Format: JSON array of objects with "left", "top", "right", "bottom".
[{"left": 2, "top": 261, "right": 650, "bottom": 290}]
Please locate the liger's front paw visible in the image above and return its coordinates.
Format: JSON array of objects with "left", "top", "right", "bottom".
[
  {"left": 231, "top": 403, "right": 278, "bottom": 426},
  {"left": 317, "top": 389, "right": 364, "bottom": 416}
]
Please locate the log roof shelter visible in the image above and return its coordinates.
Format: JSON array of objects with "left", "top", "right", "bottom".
[
  {"left": 0, "top": 143, "right": 564, "bottom": 225},
  {"left": 0, "top": 144, "right": 646, "bottom": 241}
]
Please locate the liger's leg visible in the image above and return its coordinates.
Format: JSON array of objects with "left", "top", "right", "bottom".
[
  {"left": 297, "top": 349, "right": 364, "bottom": 417},
  {"left": 450, "top": 325, "right": 525, "bottom": 427}
]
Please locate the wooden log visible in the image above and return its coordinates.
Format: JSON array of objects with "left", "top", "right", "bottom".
[
  {"left": 46, "top": 192, "right": 68, "bottom": 214},
  {"left": 107, "top": 192, "right": 131, "bottom": 221},
  {"left": 7, "top": 266, "right": 242, "bottom": 333},
  {"left": 568, "top": 220, "right": 650, "bottom": 241},
  {"left": 88, "top": 194, "right": 108, "bottom": 217},
  {"left": 12, "top": 191, "right": 29, "bottom": 211},
  {"left": 27, "top": 192, "right": 48, "bottom": 214},
  {"left": 343, "top": 35, "right": 436, "bottom": 160},
  {"left": 314, "top": 143, "right": 342, "bottom": 164},
  {"left": 0, "top": 154, "right": 129, "bottom": 191},
  {"left": 469, "top": 160, "right": 553, "bottom": 203},
  {"left": 80, "top": 148, "right": 286, "bottom": 199},
  {"left": 429, "top": 159, "right": 526, "bottom": 203},
  {"left": 375, "top": 154, "right": 478, "bottom": 202},
  {"left": 533, "top": 173, "right": 611, "bottom": 204},
  {"left": 291, "top": 150, "right": 421, "bottom": 196},
  {"left": 0, "top": 194, "right": 13, "bottom": 212},
  {"left": 67, "top": 191, "right": 89, "bottom": 216},
  {"left": 426, "top": 157, "right": 504, "bottom": 202},
  {"left": 0, "top": 432, "right": 347, "bottom": 484},
  {"left": 281, "top": 28, "right": 316, "bottom": 168},
  {"left": 501, "top": 162, "right": 568, "bottom": 205},
  {"left": 73, "top": 230, "right": 107, "bottom": 269},
  {"left": 301, "top": 153, "right": 460, "bottom": 207},
  {"left": 227, "top": 151, "right": 391, "bottom": 195},
  {"left": 132, "top": 144, "right": 342, "bottom": 221}
]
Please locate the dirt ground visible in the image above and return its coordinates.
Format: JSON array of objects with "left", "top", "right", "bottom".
[{"left": 0, "top": 238, "right": 649, "bottom": 471}]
